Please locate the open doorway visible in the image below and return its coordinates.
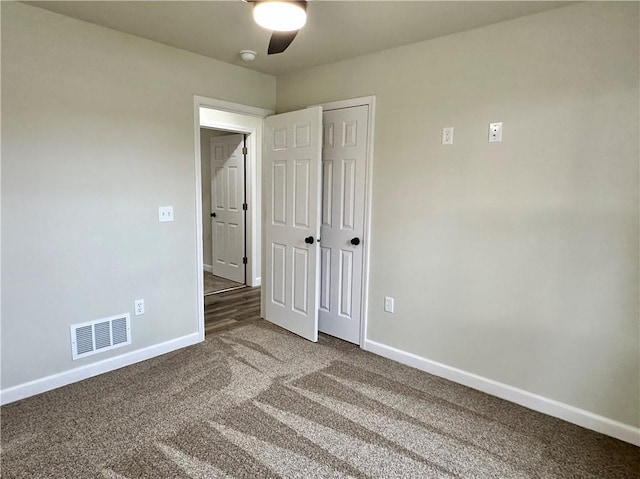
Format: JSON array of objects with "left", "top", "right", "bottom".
[{"left": 193, "top": 96, "right": 274, "bottom": 339}]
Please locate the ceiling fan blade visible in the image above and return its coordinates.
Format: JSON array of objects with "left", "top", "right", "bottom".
[{"left": 268, "top": 30, "right": 299, "bottom": 55}]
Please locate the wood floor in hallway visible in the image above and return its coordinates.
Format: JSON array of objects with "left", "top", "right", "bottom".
[
  {"left": 203, "top": 271, "right": 245, "bottom": 296},
  {"left": 204, "top": 286, "right": 261, "bottom": 336}
]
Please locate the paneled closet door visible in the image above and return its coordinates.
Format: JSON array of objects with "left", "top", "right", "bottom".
[
  {"left": 318, "top": 105, "right": 368, "bottom": 344},
  {"left": 264, "top": 107, "right": 323, "bottom": 342}
]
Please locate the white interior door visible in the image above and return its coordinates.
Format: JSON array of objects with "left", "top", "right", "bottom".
[
  {"left": 264, "top": 107, "right": 322, "bottom": 342},
  {"left": 318, "top": 105, "right": 369, "bottom": 344},
  {"left": 210, "top": 134, "right": 245, "bottom": 284}
]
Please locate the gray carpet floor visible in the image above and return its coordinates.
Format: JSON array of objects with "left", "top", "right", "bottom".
[{"left": 1, "top": 321, "right": 638, "bottom": 478}]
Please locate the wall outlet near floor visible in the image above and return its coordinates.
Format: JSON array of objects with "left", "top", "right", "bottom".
[
  {"left": 384, "top": 296, "right": 395, "bottom": 313},
  {"left": 134, "top": 299, "right": 145, "bottom": 316}
]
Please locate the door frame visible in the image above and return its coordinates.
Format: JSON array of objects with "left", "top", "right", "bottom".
[
  {"left": 193, "top": 96, "right": 273, "bottom": 340},
  {"left": 310, "top": 96, "right": 376, "bottom": 348}
]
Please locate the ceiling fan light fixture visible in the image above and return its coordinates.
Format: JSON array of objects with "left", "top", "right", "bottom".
[{"left": 253, "top": 1, "right": 307, "bottom": 32}]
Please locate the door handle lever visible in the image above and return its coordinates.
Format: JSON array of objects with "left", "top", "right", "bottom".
[{"left": 304, "top": 236, "right": 315, "bottom": 245}]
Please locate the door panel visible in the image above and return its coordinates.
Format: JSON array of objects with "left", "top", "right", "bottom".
[
  {"left": 293, "top": 247, "right": 309, "bottom": 314},
  {"left": 228, "top": 167, "right": 239, "bottom": 210},
  {"left": 318, "top": 105, "right": 368, "bottom": 344},
  {"left": 264, "top": 107, "right": 322, "bottom": 342},
  {"left": 210, "top": 134, "right": 245, "bottom": 283},
  {"left": 272, "top": 161, "right": 287, "bottom": 225},
  {"left": 340, "top": 250, "right": 353, "bottom": 318},
  {"left": 228, "top": 223, "right": 241, "bottom": 266},
  {"left": 214, "top": 222, "right": 226, "bottom": 262},
  {"left": 294, "top": 159, "right": 311, "bottom": 228},
  {"left": 341, "top": 159, "right": 357, "bottom": 229},
  {"left": 320, "top": 247, "right": 331, "bottom": 311},
  {"left": 214, "top": 167, "right": 225, "bottom": 207},
  {"left": 322, "top": 160, "right": 333, "bottom": 227},
  {"left": 271, "top": 243, "right": 286, "bottom": 306}
]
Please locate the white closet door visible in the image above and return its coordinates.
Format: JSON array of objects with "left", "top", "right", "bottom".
[
  {"left": 318, "top": 105, "right": 368, "bottom": 344},
  {"left": 264, "top": 107, "right": 322, "bottom": 342}
]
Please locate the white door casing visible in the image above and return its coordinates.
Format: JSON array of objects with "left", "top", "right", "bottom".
[
  {"left": 264, "top": 107, "right": 323, "bottom": 342},
  {"left": 318, "top": 105, "right": 369, "bottom": 344},
  {"left": 210, "top": 134, "right": 245, "bottom": 284}
]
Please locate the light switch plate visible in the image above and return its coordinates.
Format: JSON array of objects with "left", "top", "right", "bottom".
[{"left": 159, "top": 206, "right": 174, "bottom": 222}]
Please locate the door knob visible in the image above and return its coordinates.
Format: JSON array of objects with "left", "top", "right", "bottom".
[
  {"left": 210, "top": 212, "right": 217, "bottom": 218},
  {"left": 350, "top": 237, "right": 361, "bottom": 246},
  {"left": 304, "top": 236, "right": 315, "bottom": 244}
]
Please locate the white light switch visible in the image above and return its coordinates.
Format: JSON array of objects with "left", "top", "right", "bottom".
[
  {"left": 159, "top": 206, "right": 174, "bottom": 222},
  {"left": 489, "top": 122, "right": 503, "bottom": 143},
  {"left": 442, "top": 127, "right": 454, "bottom": 145}
]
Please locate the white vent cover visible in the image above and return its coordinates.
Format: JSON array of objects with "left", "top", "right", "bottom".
[{"left": 70, "top": 313, "right": 131, "bottom": 360}]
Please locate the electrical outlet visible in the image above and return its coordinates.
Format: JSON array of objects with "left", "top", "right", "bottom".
[
  {"left": 159, "top": 206, "right": 174, "bottom": 222},
  {"left": 442, "top": 127, "right": 454, "bottom": 145},
  {"left": 384, "top": 296, "right": 394, "bottom": 313},
  {"left": 489, "top": 122, "right": 503, "bottom": 143},
  {"left": 134, "top": 299, "right": 145, "bottom": 316}
]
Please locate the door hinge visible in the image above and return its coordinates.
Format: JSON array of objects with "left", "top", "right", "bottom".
[
  {"left": 242, "top": 147, "right": 248, "bottom": 155},
  {"left": 242, "top": 203, "right": 248, "bottom": 211},
  {"left": 242, "top": 257, "right": 248, "bottom": 264}
]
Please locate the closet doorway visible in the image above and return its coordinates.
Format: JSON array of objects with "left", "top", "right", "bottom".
[{"left": 263, "top": 97, "right": 375, "bottom": 346}]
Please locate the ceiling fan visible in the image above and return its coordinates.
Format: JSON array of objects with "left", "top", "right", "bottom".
[{"left": 245, "top": 0, "right": 308, "bottom": 55}]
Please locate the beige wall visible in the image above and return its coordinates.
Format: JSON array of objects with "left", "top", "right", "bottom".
[
  {"left": 277, "top": 2, "right": 639, "bottom": 427},
  {"left": 1, "top": 3, "right": 275, "bottom": 389}
]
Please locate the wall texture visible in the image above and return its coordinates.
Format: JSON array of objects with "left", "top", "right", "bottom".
[
  {"left": 1, "top": 2, "right": 275, "bottom": 390},
  {"left": 277, "top": 2, "right": 639, "bottom": 427}
]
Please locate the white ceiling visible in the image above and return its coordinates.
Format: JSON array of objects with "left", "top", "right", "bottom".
[{"left": 26, "top": 1, "right": 574, "bottom": 76}]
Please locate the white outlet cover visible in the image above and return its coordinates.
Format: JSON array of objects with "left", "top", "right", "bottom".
[
  {"left": 489, "top": 122, "right": 503, "bottom": 143},
  {"left": 159, "top": 206, "right": 174, "bottom": 222},
  {"left": 442, "top": 127, "right": 454, "bottom": 145},
  {"left": 134, "top": 299, "right": 145, "bottom": 315}
]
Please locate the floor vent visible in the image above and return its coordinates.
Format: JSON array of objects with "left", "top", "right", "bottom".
[{"left": 70, "top": 313, "right": 131, "bottom": 360}]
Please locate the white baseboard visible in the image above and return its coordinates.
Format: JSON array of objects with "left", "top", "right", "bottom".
[
  {"left": 252, "top": 277, "right": 261, "bottom": 288},
  {"left": 203, "top": 264, "right": 213, "bottom": 273},
  {"left": 0, "top": 332, "right": 202, "bottom": 406},
  {"left": 364, "top": 339, "right": 640, "bottom": 447}
]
